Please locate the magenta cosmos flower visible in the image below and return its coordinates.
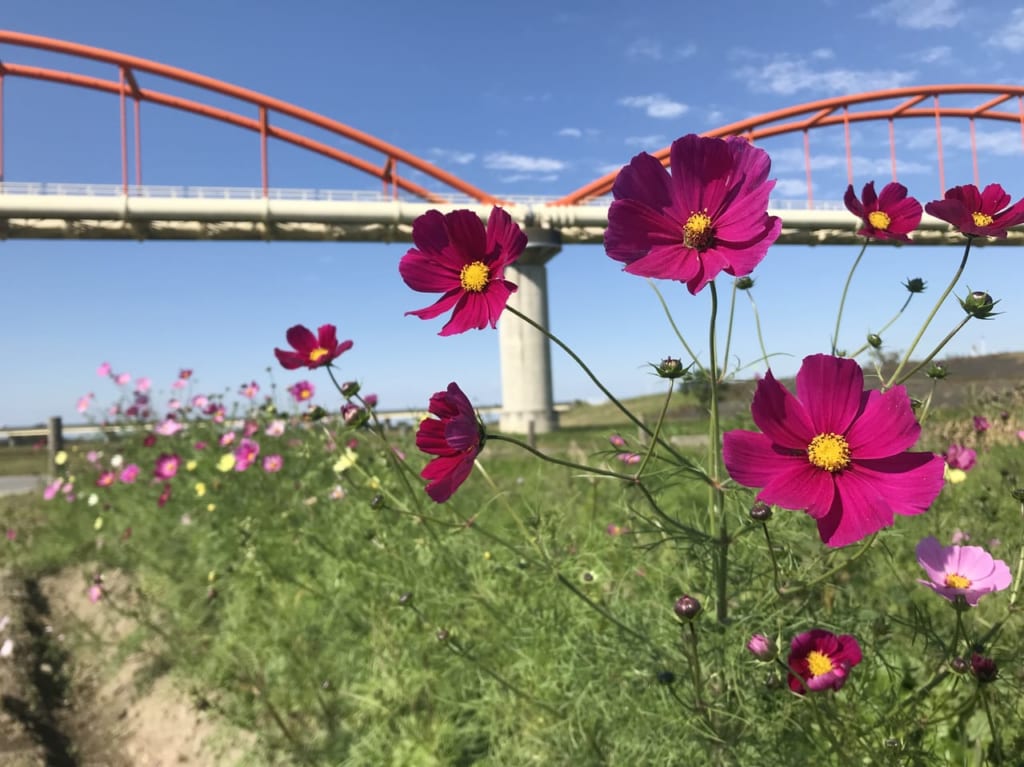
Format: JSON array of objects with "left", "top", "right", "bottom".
[
  {"left": 916, "top": 536, "right": 1011, "bottom": 606},
  {"left": 416, "top": 382, "right": 484, "bottom": 502},
  {"left": 722, "top": 354, "right": 945, "bottom": 547},
  {"left": 787, "top": 629, "right": 862, "bottom": 694},
  {"left": 400, "top": 207, "right": 527, "bottom": 336},
  {"left": 843, "top": 181, "right": 922, "bottom": 242},
  {"left": 943, "top": 444, "right": 977, "bottom": 472},
  {"left": 604, "top": 134, "right": 782, "bottom": 295},
  {"left": 925, "top": 184, "right": 1024, "bottom": 238},
  {"left": 274, "top": 324, "right": 353, "bottom": 370}
]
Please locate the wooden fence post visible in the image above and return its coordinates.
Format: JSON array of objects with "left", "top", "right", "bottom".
[{"left": 47, "top": 416, "right": 64, "bottom": 479}]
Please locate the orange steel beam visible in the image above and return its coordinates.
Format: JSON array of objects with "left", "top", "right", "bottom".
[
  {"left": 556, "top": 85, "right": 1024, "bottom": 205},
  {"left": 0, "top": 30, "right": 502, "bottom": 205},
  {"left": 2, "top": 63, "right": 448, "bottom": 203}
]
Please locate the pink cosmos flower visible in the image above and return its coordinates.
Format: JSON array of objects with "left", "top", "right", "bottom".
[
  {"left": 76, "top": 393, "right": 94, "bottom": 413},
  {"left": 243, "top": 420, "right": 259, "bottom": 438},
  {"left": 604, "top": 134, "right": 782, "bottom": 295},
  {"left": 119, "top": 464, "right": 140, "bottom": 484},
  {"left": 171, "top": 379, "right": 187, "bottom": 390},
  {"left": 95, "top": 472, "right": 115, "bottom": 488},
  {"left": 925, "top": 184, "right": 1024, "bottom": 238},
  {"left": 153, "top": 453, "right": 181, "bottom": 480},
  {"left": 265, "top": 420, "right": 286, "bottom": 437},
  {"left": 722, "top": 354, "right": 945, "bottom": 547},
  {"left": 155, "top": 418, "right": 184, "bottom": 437},
  {"left": 135, "top": 377, "right": 152, "bottom": 394},
  {"left": 916, "top": 536, "right": 1012, "bottom": 606},
  {"left": 219, "top": 432, "right": 236, "bottom": 447},
  {"left": 274, "top": 324, "right": 353, "bottom": 370},
  {"left": 234, "top": 438, "right": 260, "bottom": 471},
  {"left": 179, "top": 368, "right": 193, "bottom": 380},
  {"left": 364, "top": 393, "right": 379, "bottom": 409},
  {"left": 843, "top": 181, "right": 922, "bottom": 242},
  {"left": 609, "top": 434, "right": 627, "bottom": 448},
  {"left": 943, "top": 444, "right": 977, "bottom": 472},
  {"left": 400, "top": 207, "right": 527, "bottom": 336},
  {"left": 262, "top": 455, "right": 283, "bottom": 473},
  {"left": 191, "top": 394, "right": 209, "bottom": 409},
  {"left": 97, "top": 362, "right": 112, "bottom": 377},
  {"left": 157, "top": 483, "right": 172, "bottom": 507},
  {"left": 288, "top": 380, "right": 315, "bottom": 402},
  {"left": 87, "top": 584, "right": 103, "bottom": 603},
  {"left": 240, "top": 381, "right": 260, "bottom": 399},
  {"left": 416, "top": 382, "right": 484, "bottom": 502},
  {"left": 973, "top": 415, "right": 990, "bottom": 433},
  {"left": 616, "top": 452, "right": 642, "bottom": 464},
  {"left": 114, "top": 372, "right": 131, "bottom": 385},
  {"left": 168, "top": 399, "right": 182, "bottom": 410},
  {"left": 787, "top": 629, "right": 862, "bottom": 694}
]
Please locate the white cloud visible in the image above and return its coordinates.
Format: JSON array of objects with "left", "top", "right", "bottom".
[
  {"left": 625, "top": 39, "right": 696, "bottom": 61},
  {"left": 619, "top": 94, "right": 688, "bottom": 119},
  {"left": 811, "top": 48, "right": 834, "bottom": 60},
  {"left": 557, "top": 127, "right": 582, "bottom": 138},
  {"left": 772, "top": 178, "right": 810, "bottom": 197},
  {"left": 865, "top": 0, "right": 964, "bottom": 29},
  {"left": 626, "top": 38, "right": 662, "bottom": 60},
  {"left": 427, "top": 148, "right": 475, "bottom": 165},
  {"left": 624, "top": 134, "right": 666, "bottom": 147},
  {"left": 916, "top": 45, "right": 952, "bottom": 63},
  {"left": 988, "top": 8, "right": 1024, "bottom": 52},
  {"left": 736, "top": 55, "right": 916, "bottom": 95},
  {"left": 905, "top": 125, "right": 1024, "bottom": 157},
  {"left": 483, "top": 152, "right": 566, "bottom": 173}
]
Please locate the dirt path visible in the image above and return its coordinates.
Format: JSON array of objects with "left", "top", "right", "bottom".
[{"left": 1, "top": 568, "right": 252, "bottom": 766}]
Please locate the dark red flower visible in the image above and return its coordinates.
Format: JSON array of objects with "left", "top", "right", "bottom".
[
  {"left": 787, "top": 629, "right": 862, "bottom": 694},
  {"left": 400, "top": 207, "right": 527, "bottom": 336},
  {"left": 604, "top": 134, "right": 782, "bottom": 295},
  {"left": 844, "top": 181, "right": 922, "bottom": 242},
  {"left": 925, "top": 184, "right": 1024, "bottom": 238},
  {"left": 274, "top": 324, "right": 353, "bottom": 370},
  {"left": 416, "top": 382, "right": 484, "bottom": 502}
]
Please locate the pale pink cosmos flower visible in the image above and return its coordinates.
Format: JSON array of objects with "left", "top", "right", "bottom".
[
  {"left": 114, "top": 372, "right": 132, "bottom": 385},
  {"left": 119, "top": 464, "right": 140, "bottom": 484},
  {"left": 916, "top": 536, "right": 1012, "bottom": 606},
  {"left": 87, "top": 584, "right": 103, "bottom": 603},
  {"left": 265, "top": 420, "right": 286, "bottom": 437},
  {"left": 171, "top": 379, "right": 187, "bottom": 390},
  {"left": 191, "top": 394, "right": 209, "bottom": 409},
  {"left": 219, "top": 432, "right": 236, "bottom": 447},
  {"left": 97, "top": 362, "right": 112, "bottom": 377},
  {"left": 155, "top": 418, "right": 183, "bottom": 437},
  {"left": 43, "top": 478, "right": 64, "bottom": 500},
  {"left": 168, "top": 399, "right": 182, "bottom": 411},
  {"left": 86, "top": 450, "right": 102, "bottom": 464},
  {"left": 951, "top": 529, "right": 971, "bottom": 545},
  {"left": 262, "top": 455, "right": 283, "bottom": 473},
  {"left": 77, "top": 393, "right": 94, "bottom": 413},
  {"left": 135, "top": 377, "right": 152, "bottom": 393},
  {"left": 240, "top": 381, "right": 260, "bottom": 399}
]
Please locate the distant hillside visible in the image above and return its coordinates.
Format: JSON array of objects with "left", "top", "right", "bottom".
[{"left": 557, "top": 352, "right": 1024, "bottom": 430}]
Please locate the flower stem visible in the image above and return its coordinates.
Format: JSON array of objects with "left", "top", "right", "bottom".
[
  {"left": 889, "top": 316, "right": 972, "bottom": 389},
  {"left": 721, "top": 280, "right": 739, "bottom": 379},
  {"left": 635, "top": 381, "right": 675, "bottom": 478},
  {"left": 847, "top": 292, "right": 917, "bottom": 359},
  {"left": 487, "top": 433, "right": 636, "bottom": 481},
  {"left": 649, "top": 281, "right": 708, "bottom": 379},
  {"left": 762, "top": 523, "right": 783, "bottom": 594},
  {"left": 707, "top": 282, "right": 728, "bottom": 624},
  {"left": 684, "top": 621, "right": 706, "bottom": 711},
  {"left": 832, "top": 239, "right": 869, "bottom": 355},
  {"left": 885, "top": 238, "right": 973, "bottom": 390},
  {"left": 744, "top": 287, "right": 773, "bottom": 371}
]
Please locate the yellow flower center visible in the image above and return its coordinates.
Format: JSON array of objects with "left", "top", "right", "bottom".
[
  {"left": 972, "top": 211, "right": 994, "bottom": 227},
  {"left": 683, "top": 211, "right": 715, "bottom": 250},
  {"left": 460, "top": 261, "right": 491, "bottom": 292},
  {"left": 945, "top": 573, "right": 971, "bottom": 589},
  {"left": 807, "top": 433, "right": 851, "bottom": 472},
  {"left": 308, "top": 347, "right": 329, "bottom": 363},
  {"left": 300, "top": 389, "right": 311, "bottom": 399},
  {"left": 868, "top": 210, "right": 891, "bottom": 230},
  {"left": 806, "top": 650, "right": 834, "bottom": 678}
]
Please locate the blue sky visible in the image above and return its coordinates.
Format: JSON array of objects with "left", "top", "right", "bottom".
[{"left": 3, "top": 0, "right": 1024, "bottom": 427}]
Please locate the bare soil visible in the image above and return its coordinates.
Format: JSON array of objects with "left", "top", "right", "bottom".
[{"left": 0, "top": 568, "right": 253, "bottom": 766}]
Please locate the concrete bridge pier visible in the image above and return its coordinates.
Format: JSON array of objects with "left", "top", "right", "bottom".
[{"left": 498, "top": 227, "right": 562, "bottom": 434}]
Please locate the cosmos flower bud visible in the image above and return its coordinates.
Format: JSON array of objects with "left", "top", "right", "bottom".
[
  {"left": 654, "top": 357, "right": 686, "bottom": 379},
  {"left": 340, "top": 381, "right": 361, "bottom": 398},
  {"left": 970, "top": 653, "right": 998, "bottom": 683},
  {"left": 902, "top": 277, "right": 926, "bottom": 294},
  {"left": 749, "top": 501, "right": 773, "bottom": 522},
  {"left": 959, "top": 291, "right": 997, "bottom": 319},
  {"left": 867, "top": 333, "right": 882, "bottom": 349},
  {"left": 673, "top": 594, "right": 702, "bottom": 620},
  {"left": 925, "top": 362, "right": 948, "bottom": 380},
  {"left": 734, "top": 276, "right": 755, "bottom": 290},
  {"left": 398, "top": 592, "right": 413, "bottom": 606},
  {"left": 950, "top": 656, "right": 969, "bottom": 674},
  {"left": 746, "top": 633, "right": 777, "bottom": 661}
]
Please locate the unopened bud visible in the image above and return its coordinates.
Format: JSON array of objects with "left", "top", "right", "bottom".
[
  {"left": 673, "top": 594, "right": 702, "bottom": 620},
  {"left": 925, "top": 362, "right": 949, "bottom": 380},
  {"left": 750, "top": 501, "right": 773, "bottom": 522},
  {"left": 340, "top": 381, "right": 361, "bottom": 398},
  {"left": 734, "top": 276, "right": 755, "bottom": 290},
  {"left": 970, "top": 653, "right": 998, "bottom": 683},
  {"left": 959, "top": 290, "right": 998, "bottom": 319},
  {"left": 746, "top": 633, "right": 777, "bottom": 662},
  {"left": 902, "top": 277, "right": 926, "bottom": 294},
  {"left": 655, "top": 357, "right": 686, "bottom": 379},
  {"left": 867, "top": 333, "right": 882, "bottom": 349}
]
